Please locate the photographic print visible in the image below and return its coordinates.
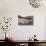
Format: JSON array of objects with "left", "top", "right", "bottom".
[{"left": 18, "top": 15, "right": 33, "bottom": 25}]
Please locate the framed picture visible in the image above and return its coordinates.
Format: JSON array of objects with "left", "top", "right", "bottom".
[{"left": 18, "top": 15, "right": 33, "bottom": 25}]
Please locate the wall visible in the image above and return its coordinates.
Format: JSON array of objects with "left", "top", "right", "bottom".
[{"left": 0, "top": 0, "right": 46, "bottom": 40}]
